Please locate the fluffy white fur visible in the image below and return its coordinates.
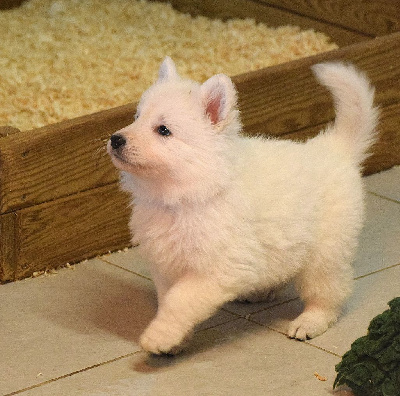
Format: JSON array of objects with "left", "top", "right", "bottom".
[{"left": 107, "top": 57, "right": 378, "bottom": 355}]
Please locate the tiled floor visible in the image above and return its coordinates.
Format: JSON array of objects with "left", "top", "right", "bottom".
[{"left": 1, "top": 167, "right": 399, "bottom": 396}]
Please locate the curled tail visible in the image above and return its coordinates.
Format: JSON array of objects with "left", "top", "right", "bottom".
[{"left": 312, "top": 62, "right": 379, "bottom": 165}]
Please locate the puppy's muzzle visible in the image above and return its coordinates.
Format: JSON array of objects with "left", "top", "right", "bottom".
[{"left": 110, "top": 133, "right": 126, "bottom": 151}]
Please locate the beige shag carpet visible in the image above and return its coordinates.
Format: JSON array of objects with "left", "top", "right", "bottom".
[{"left": 0, "top": 0, "right": 338, "bottom": 131}]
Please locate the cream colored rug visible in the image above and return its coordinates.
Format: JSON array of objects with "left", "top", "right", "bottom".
[{"left": 0, "top": 0, "right": 338, "bottom": 131}]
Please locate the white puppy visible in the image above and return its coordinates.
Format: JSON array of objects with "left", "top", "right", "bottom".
[{"left": 108, "top": 58, "right": 378, "bottom": 355}]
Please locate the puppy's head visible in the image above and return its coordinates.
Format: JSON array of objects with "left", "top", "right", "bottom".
[{"left": 107, "top": 57, "right": 240, "bottom": 203}]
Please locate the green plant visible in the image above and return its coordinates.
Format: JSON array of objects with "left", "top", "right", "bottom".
[{"left": 334, "top": 297, "right": 400, "bottom": 396}]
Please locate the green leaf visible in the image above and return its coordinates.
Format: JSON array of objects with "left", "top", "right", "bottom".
[{"left": 334, "top": 297, "right": 400, "bottom": 395}]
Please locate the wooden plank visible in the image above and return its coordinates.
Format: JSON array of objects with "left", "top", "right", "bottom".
[
  {"left": 234, "top": 32, "right": 400, "bottom": 137},
  {"left": 14, "top": 183, "right": 131, "bottom": 280},
  {"left": 0, "top": 103, "right": 136, "bottom": 214},
  {"left": 0, "top": 126, "right": 20, "bottom": 138},
  {"left": 0, "top": 212, "right": 18, "bottom": 283},
  {"left": 260, "top": 0, "right": 400, "bottom": 37},
  {"left": 0, "top": 0, "right": 26, "bottom": 9},
  {"left": 157, "top": 0, "right": 368, "bottom": 46}
]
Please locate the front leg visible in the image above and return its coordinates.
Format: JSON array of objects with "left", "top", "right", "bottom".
[{"left": 140, "top": 275, "right": 234, "bottom": 355}]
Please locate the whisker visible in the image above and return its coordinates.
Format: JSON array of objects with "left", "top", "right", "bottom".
[{"left": 93, "top": 145, "right": 108, "bottom": 159}]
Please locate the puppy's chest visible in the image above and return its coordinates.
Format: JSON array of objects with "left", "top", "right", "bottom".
[{"left": 131, "top": 204, "right": 225, "bottom": 250}]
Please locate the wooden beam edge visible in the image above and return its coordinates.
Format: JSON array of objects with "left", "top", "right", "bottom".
[
  {"left": 0, "top": 212, "right": 18, "bottom": 283},
  {"left": 14, "top": 182, "right": 131, "bottom": 280}
]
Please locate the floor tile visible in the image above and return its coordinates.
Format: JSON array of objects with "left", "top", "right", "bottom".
[
  {"left": 364, "top": 166, "right": 400, "bottom": 203},
  {"left": 1, "top": 258, "right": 238, "bottom": 395},
  {"left": 0, "top": 259, "right": 156, "bottom": 396},
  {"left": 101, "top": 247, "right": 150, "bottom": 279},
  {"left": 19, "top": 320, "right": 340, "bottom": 396},
  {"left": 250, "top": 264, "right": 400, "bottom": 357},
  {"left": 354, "top": 193, "right": 400, "bottom": 277}
]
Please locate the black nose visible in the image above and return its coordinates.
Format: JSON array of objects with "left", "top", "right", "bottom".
[{"left": 110, "top": 134, "right": 126, "bottom": 150}]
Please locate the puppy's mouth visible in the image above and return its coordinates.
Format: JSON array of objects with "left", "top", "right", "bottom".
[
  {"left": 107, "top": 140, "right": 132, "bottom": 169},
  {"left": 110, "top": 151, "right": 140, "bottom": 172},
  {"left": 110, "top": 150, "right": 128, "bottom": 165},
  {"left": 108, "top": 146, "right": 150, "bottom": 174}
]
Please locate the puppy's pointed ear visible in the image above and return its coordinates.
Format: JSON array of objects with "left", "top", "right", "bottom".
[
  {"left": 158, "top": 56, "right": 179, "bottom": 82},
  {"left": 201, "top": 74, "right": 237, "bottom": 126}
]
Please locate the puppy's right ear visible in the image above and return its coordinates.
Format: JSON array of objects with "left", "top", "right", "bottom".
[
  {"left": 158, "top": 56, "right": 179, "bottom": 82},
  {"left": 201, "top": 74, "right": 237, "bottom": 127}
]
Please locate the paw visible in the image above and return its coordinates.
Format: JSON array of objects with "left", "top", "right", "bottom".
[
  {"left": 139, "top": 320, "right": 191, "bottom": 355},
  {"left": 288, "top": 310, "right": 336, "bottom": 340}
]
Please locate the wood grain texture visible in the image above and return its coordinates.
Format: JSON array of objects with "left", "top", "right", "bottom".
[
  {"left": 157, "top": 0, "right": 368, "bottom": 46},
  {"left": 261, "top": 0, "right": 400, "bottom": 37},
  {"left": 0, "top": 212, "right": 18, "bottom": 282},
  {"left": 0, "top": 103, "right": 136, "bottom": 214},
  {"left": 0, "top": 0, "right": 26, "bottom": 9},
  {"left": 14, "top": 183, "right": 131, "bottom": 280},
  {"left": 363, "top": 103, "right": 400, "bottom": 174},
  {"left": 0, "top": 126, "right": 20, "bottom": 138}
]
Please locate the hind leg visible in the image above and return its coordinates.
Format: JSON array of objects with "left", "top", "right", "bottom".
[
  {"left": 289, "top": 174, "right": 364, "bottom": 340},
  {"left": 288, "top": 243, "right": 355, "bottom": 340}
]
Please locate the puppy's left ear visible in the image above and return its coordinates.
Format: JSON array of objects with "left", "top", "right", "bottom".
[
  {"left": 201, "top": 74, "right": 237, "bottom": 127},
  {"left": 158, "top": 56, "right": 180, "bottom": 82}
]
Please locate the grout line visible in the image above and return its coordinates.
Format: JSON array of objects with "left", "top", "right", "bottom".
[
  {"left": 245, "top": 316, "right": 342, "bottom": 358},
  {"left": 367, "top": 191, "right": 400, "bottom": 205},
  {"left": 222, "top": 297, "right": 300, "bottom": 318},
  {"left": 354, "top": 262, "right": 400, "bottom": 280},
  {"left": 220, "top": 307, "right": 247, "bottom": 319},
  {"left": 223, "top": 299, "right": 342, "bottom": 358},
  {"left": 4, "top": 351, "right": 142, "bottom": 396},
  {"left": 196, "top": 316, "right": 244, "bottom": 333},
  {"left": 98, "top": 256, "right": 152, "bottom": 282}
]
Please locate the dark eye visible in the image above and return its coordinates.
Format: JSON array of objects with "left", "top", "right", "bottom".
[{"left": 157, "top": 125, "right": 171, "bottom": 136}]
